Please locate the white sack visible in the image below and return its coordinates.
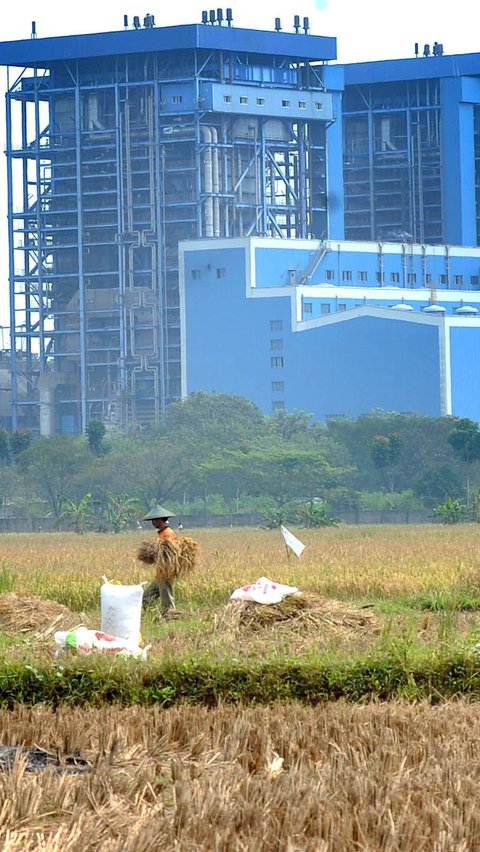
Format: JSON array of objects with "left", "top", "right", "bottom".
[
  {"left": 230, "top": 576, "right": 299, "bottom": 605},
  {"left": 100, "top": 578, "right": 144, "bottom": 642}
]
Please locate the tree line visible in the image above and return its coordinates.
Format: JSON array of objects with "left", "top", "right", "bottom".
[{"left": 1, "top": 392, "right": 479, "bottom": 530}]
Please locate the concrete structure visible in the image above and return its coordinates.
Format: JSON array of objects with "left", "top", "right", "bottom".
[
  {"left": 2, "top": 20, "right": 480, "bottom": 430},
  {"left": 180, "top": 237, "right": 480, "bottom": 422}
]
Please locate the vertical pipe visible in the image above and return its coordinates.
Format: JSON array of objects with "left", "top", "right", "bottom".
[
  {"left": 6, "top": 85, "right": 18, "bottom": 431},
  {"left": 33, "top": 67, "right": 45, "bottom": 371},
  {"left": 211, "top": 126, "right": 221, "bottom": 237},
  {"left": 153, "top": 79, "right": 167, "bottom": 414},
  {"left": 74, "top": 80, "right": 88, "bottom": 433},
  {"left": 115, "top": 82, "right": 128, "bottom": 423}
]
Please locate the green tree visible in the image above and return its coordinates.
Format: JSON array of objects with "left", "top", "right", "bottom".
[
  {"left": 9, "top": 429, "right": 33, "bottom": 460},
  {"left": 447, "top": 418, "right": 480, "bottom": 504},
  {"left": 0, "top": 431, "right": 10, "bottom": 465},
  {"left": 414, "top": 465, "right": 462, "bottom": 507},
  {"left": 164, "top": 391, "right": 268, "bottom": 449},
  {"left": 371, "top": 433, "right": 403, "bottom": 492},
  {"left": 16, "top": 436, "right": 92, "bottom": 519},
  {"left": 86, "top": 419, "right": 108, "bottom": 456}
]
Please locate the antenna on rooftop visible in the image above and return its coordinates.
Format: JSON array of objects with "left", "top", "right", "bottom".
[
  {"left": 31, "top": 21, "right": 37, "bottom": 39},
  {"left": 303, "top": 17, "right": 309, "bottom": 34},
  {"left": 133, "top": 15, "right": 141, "bottom": 29},
  {"left": 274, "top": 17, "right": 281, "bottom": 31},
  {"left": 123, "top": 14, "right": 129, "bottom": 29},
  {"left": 294, "top": 15, "right": 300, "bottom": 34},
  {"left": 226, "top": 8, "right": 233, "bottom": 26}
]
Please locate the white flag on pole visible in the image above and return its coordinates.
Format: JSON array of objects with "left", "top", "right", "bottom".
[{"left": 280, "top": 525, "right": 305, "bottom": 558}]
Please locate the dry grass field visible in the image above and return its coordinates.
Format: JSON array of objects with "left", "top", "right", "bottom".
[
  {"left": 1, "top": 524, "right": 479, "bottom": 660},
  {"left": 0, "top": 700, "right": 480, "bottom": 850},
  {"left": 0, "top": 524, "right": 480, "bottom": 849},
  {"left": 1, "top": 524, "right": 478, "bottom": 602}
]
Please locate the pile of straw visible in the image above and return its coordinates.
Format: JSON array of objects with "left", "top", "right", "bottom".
[
  {"left": 215, "top": 593, "right": 379, "bottom": 637},
  {"left": 137, "top": 537, "right": 200, "bottom": 582},
  {"left": 0, "top": 593, "right": 82, "bottom": 636}
]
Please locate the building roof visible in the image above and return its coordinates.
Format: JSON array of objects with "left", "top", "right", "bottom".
[
  {"left": 344, "top": 52, "right": 480, "bottom": 84},
  {"left": 0, "top": 23, "right": 337, "bottom": 67}
]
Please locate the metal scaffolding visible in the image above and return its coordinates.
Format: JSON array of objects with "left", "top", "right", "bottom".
[
  {"left": 343, "top": 79, "right": 442, "bottom": 245},
  {"left": 5, "top": 38, "right": 331, "bottom": 433}
]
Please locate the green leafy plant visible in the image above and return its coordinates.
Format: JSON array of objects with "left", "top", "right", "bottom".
[
  {"left": 432, "top": 496, "right": 467, "bottom": 524},
  {"left": 297, "top": 500, "right": 340, "bottom": 527}
]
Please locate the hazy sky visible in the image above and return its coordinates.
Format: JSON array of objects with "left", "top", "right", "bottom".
[{"left": 0, "top": 0, "right": 476, "bottom": 333}]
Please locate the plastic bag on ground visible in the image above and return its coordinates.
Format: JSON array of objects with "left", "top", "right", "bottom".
[
  {"left": 54, "top": 627, "right": 150, "bottom": 659},
  {"left": 100, "top": 577, "right": 144, "bottom": 643},
  {"left": 230, "top": 576, "right": 300, "bottom": 605}
]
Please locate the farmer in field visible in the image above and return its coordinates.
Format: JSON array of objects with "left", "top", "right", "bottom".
[{"left": 138, "top": 505, "right": 199, "bottom": 615}]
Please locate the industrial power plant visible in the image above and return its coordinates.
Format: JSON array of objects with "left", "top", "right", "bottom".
[{"left": 0, "top": 12, "right": 480, "bottom": 433}]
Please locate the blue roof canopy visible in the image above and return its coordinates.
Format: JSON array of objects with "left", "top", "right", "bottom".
[{"left": 0, "top": 23, "right": 337, "bottom": 67}]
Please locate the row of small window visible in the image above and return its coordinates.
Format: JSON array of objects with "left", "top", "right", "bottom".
[
  {"left": 327, "top": 269, "right": 479, "bottom": 286},
  {"left": 303, "top": 303, "right": 347, "bottom": 314},
  {"left": 191, "top": 268, "right": 226, "bottom": 279},
  {"left": 223, "top": 94, "right": 323, "bottom": 111}
]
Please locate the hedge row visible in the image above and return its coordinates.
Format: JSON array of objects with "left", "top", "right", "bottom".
[{"left": 0, "top": 653, "right": 479, "bottom": 706}]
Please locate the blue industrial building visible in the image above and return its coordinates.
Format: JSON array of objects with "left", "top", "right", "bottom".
[{"left": 0, "top": 16, "right": 480, "bottom": 431}]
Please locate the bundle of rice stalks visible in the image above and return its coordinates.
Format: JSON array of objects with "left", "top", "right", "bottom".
[
  {"left": 136, "top": 540, "right": 158, "bottom": 565},
  {"left": 138, "top": 536, "right": 201, "bottom": 582},
  {"left": 214, "top": 593, "right": 378, "bottom": 637},
  {"left": 0, "top": 593, "right": 82, "bottom": 636}
]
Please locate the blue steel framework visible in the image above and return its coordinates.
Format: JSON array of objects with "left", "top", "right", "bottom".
[
  {"left": 342, "top": 54, "right": 480, "bottom": 247},
  {"left": 0, "top": 21, "right": 337, "bottom": 433}
]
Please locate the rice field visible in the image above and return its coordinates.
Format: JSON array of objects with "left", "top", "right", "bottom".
[
  {"left": 1, "top": 700, "right": 480, "bottom": 850},
  {"left": 0, "top": 524, "right": 479, "bottom": 661},
  {"left": 0, "top": 524, "right": 480, "bottom": 848}
]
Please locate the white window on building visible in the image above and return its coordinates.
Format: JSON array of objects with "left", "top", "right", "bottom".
[
  {"left": 359, "top": 271, "right": 368, "bottom": 282},
  {"left": 272, "top": 400, "right": 285, "bottom": 411},
  {"left": 270, "top": 338, "right": 283, "bottom": 351},
  {"left": 282, "top": 99, "right": 290, "bottom": 107},
  {"left": 320, "top": 304, "right": 331, "bottom": 315},
  {"left": 257, "top": 97, "right": 265, "bottom": 106},
  {"left": 272, "top": 381, "right": 284, "bottom": 392},
  {"left": 216, "top": 267, "right": 226, "bottom": 279},
  {"left": 454, "top": 275, "right": 464, "bottom": 286},
  {"left": 224, "top": 95, "right": 232, "bottom": 103},
  {"left": 270, "top": 319, "right": 283, "bottom": 331},
  {"left": 303, "top": 302, "right": 313, "bottom": 314},
  {"left": 408, "top": 273, "right": 417, "bottom": 284},
  {"left": 191, "top": 269, "right": 201, "bottom": 280},
  {"left": 342, "top": 270, "right": 352, "bottom": 282},
  {"left": 391, "top": 272, "right": 400, "bottom": 283},
  {"left": 326, "top": 269, "right": 335, "bottom": 280},
  {"left": 271, "top": 356, "right": 284, "bottom": 368},
  {"left": 172, "top": 95, "right": 183, "bottom": 104},
  {"left": 240, "top": 96, "right": 248, "bottom": 104}
]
